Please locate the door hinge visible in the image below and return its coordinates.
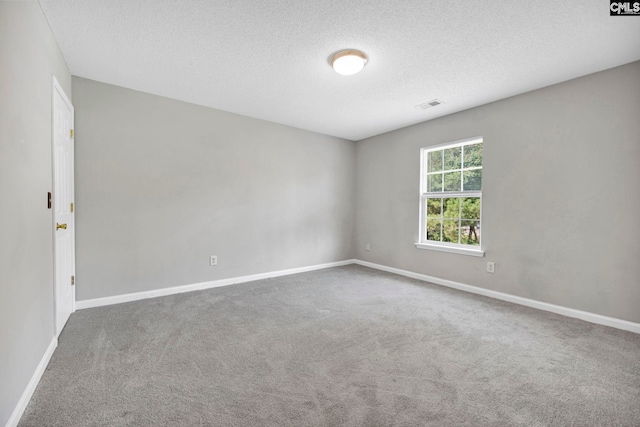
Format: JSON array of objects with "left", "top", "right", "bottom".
[
  {"left": 70, "top": 202, "right": 74, "bottom": 213},
  {"left": 71, "top": 275, "right": 75, "bottom": 286},
  {"left": 70, "top": 129, "right": 74, "bottom": 139}
]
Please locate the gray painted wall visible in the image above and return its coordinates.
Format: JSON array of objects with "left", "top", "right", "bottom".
[
  {"left": 355, "top": 61, "right": 640, "bottom": 323},
  {"left": 72, "top": 77, "right": 355, "bottom": 301},
  {"left": 0, "top": 2, "right": 72, "bottom": 425}
]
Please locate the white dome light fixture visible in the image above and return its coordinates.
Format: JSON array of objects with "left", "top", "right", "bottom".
[{"left": 330, "top": 49, "right": 368, "bottom": 76}]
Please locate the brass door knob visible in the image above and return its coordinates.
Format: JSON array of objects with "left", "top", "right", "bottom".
[{"left": 56, "top": 223, "right": 67, "bottom": 230}]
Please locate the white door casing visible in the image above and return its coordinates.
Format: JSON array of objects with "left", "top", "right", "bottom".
[{"left": 52, "top": 77, "right": 75, "bottom": 336}]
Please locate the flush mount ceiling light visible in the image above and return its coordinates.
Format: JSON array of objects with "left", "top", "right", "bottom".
[{"left": 330, "top": 49, "right": 368, "bottom": 76}]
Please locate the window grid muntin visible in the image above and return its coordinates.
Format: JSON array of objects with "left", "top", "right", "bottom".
[
  {"left": 422, "top": 194, "right": 481, "bottom": 245},
  {"left": 425, "top": 142, "right": 482, "bottom": 193}
]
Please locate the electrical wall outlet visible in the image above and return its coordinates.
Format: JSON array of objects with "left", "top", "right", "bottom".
[
  {"left": 209, "top": 255, "right": 218, "bottom": 266},
  {"left": 486, "top": 262, "right": 495, "bottom": 273},
  {"left": 365, "top": 243, "right": 371, "bottom": 251}
]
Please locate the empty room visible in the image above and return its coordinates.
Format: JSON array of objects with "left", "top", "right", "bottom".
[{"left": 1, "top": 1, "right": 639, "bottom": 426}]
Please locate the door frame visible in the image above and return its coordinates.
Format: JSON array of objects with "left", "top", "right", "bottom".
[{"left": 52, "top": 76, "right": 75, "bottom": 337}]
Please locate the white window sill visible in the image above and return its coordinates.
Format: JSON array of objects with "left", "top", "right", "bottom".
[{"left": 414, "top": 242, "right": 485, "bottom": 257}]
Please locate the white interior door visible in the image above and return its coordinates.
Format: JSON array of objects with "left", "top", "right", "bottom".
[{"left": 52, "top": 77, "right": 75, "bottom": 336}]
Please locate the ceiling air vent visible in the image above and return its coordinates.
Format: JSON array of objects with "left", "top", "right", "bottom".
[{"left": 415, "top": 99, "right": 444, "bottom": 110}]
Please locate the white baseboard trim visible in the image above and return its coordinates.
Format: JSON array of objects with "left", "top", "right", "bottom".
[
  {"left": 76, "top": 259, "right": 356, "bottom": 310},
  {"left": 5, "top": 337, "right": 57, "bottom": 427},
  {"left": 354, "top": 259, "right": 640, "bottom": 334},
  {"left": 74, "top": 257, "right": 639, "bottom": 334}
]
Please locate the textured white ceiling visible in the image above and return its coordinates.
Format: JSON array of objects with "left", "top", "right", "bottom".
[{"left": 39, "top": 0, "right": 640, "bottom": 141}]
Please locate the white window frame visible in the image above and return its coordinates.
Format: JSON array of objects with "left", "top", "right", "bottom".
[{"left": 415, "top": 136, "right": 485, "bottom": 257}]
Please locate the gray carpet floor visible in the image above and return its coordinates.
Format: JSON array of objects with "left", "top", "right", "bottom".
[{"left": 19, "top": 265, "right": 640, "bottom": 426}]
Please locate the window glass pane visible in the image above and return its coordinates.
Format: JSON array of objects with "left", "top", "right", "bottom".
[
  {"left": 443, "top": 171, "right": 461, "bottom": 192},
  {"left": 461, "top": 197, "right": 480, "bottom": 220},
  {"left": 427, "top": 150, "right": 443, "bottom": 173},
  {"left": 460, "top": 220, "right": 480, "bottom": 245},
  {"left": 442, "top": 220, "right": 460, "bottom": 243},
  {"left": 427, "top": 174, "right": 443, "bottom": 192},
  {"left": 444, "top": 147, "right": 461, "bottom": 171},
  {"left": 463, "top": 169, "right": 482, "bottom": 191},
  {"left": 463, "top": 143, "right": 482, "bottom": 168},
  {"left": 426, "top": 219, "right": 442, "bottom": 241},
  {"left": 443, "top": 198, "right": 460, "bottom": 219},
  {"left": 426, "top": 198, "right": 442, "bottom": 218}
]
